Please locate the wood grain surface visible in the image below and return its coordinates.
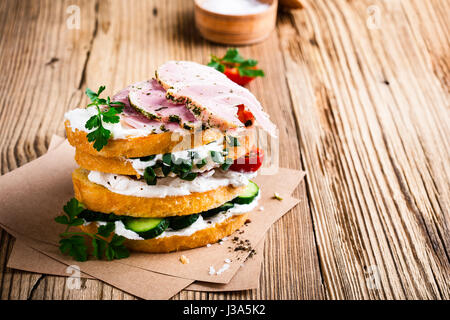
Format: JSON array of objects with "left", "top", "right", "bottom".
[{"left": 0, "top": 0, "right": 448, "bottom": 300}]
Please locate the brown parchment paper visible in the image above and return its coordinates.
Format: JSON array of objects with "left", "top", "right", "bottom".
[
  {"left": 7, "top": 136, "right": 284, "bottom": 293},
  {"left": 2, "top": 224, "right": 193, "bottom": 300},
  {"left": 9, "top": 237, "right": 266, "bottom": 292},
  {"left": 0, "top": 138, "right": 304, "bottom": 286}
]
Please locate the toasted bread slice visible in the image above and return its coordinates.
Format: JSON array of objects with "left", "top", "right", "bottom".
[
  {"left": 72, "top": 168, "right": 245, "bottom": 218},
  {"left": 65, "top": 120, "right": 223, "bottom": 158},
  {"left": 75, "top": 150, "right": 137, "bottom": 175},
  {"left": 79, "top": 212, "right": 249, "bottom": 253},
  {"left": 73, "top": 130, "right": 254, "bottom": 176}
]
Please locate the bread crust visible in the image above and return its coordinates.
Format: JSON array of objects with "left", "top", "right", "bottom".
[
  {"left": 72, "top": 168, "right": 245, "bottom": 217},
  {"left": 74, "top": 132, "right": 254, "bottom": 176},
  {"left": 79, "top": 212, "right": 249, "bottom": 253},
  {"left": 65, "top": 120, "right": 223, "bottom": 158},
  {"left": 75, "top": 150, "right": 137, "bottom": 175}
]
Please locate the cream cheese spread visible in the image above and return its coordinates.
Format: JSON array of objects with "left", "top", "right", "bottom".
[
  {"left": 88, "top": 193, "right": 260, "bottom": 240},
  {"left": 87, "top": 169, "right": 257, "bottom": 198},
  {"left": 64, "top": 107, "right": 184, "bottom": 139},
  {"left": 94, "top": 221, "right": 144, "bottom": 240}
]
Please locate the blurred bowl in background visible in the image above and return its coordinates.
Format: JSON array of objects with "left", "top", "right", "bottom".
[{"left": 194, "top": 0, "right": 278, "bottom": 45}]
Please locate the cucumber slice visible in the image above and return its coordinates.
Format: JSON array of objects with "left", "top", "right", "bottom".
[
  {"left": 168, "top": 214, "right": 199, "bottom": 230},
  {"left": 232, "top": 181, "right": 259, "bottom": 205},
  {"left": 124, "top": 218, "right": 169, "bottom": 239},
  {"left": 201, "top": 202, "right": 234, "bottom": 218}
]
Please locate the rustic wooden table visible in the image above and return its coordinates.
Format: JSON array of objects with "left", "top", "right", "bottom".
[{"left": 0, "top": 0, "right": 448, "bottom": 300}]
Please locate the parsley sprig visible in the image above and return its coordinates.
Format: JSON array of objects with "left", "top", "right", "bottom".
[
  {"left": 55, "top": 198, "right": 130, "bottom": 262},
  {"left": 208, "top": 48, "right": 265, "bottom": 77},
  {"left": 85, "top": 86, "right": 125, "bottom": 151}
]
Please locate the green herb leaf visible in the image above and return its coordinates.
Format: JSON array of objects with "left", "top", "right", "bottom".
[
  {"left": 105, "top": 234, "right": 129, "bottom": 260},
  {"left": 85, "top": 88, "right": 98, "bottom": 101},
  {"left": 102, "top": 106, "right": 124, "bottom": 124},
  {"left": 207, "top": 60, "right": 225, "bottom": 73},
  {"left": 227, "top": 136, "right": 241, "bottom": 147},
  {"left": 56, "top": 198, "right": 85, "bottom": 228},
  {"left": 69, "top": 218, "right": 85, "bottom": 227},
  {"left": 110, "top": 100, "right": 125, "bottom": 106},
  {"left": 98, "top": 222, "right": 115, "bottom": 238},
  {"left": 207, "top": 49, "right": 264, "bottom": 79},
  {"left": 111, "top": 245, "right": 130, "bottom": 260},
  {"left": 238, "top": 67, "right": 265, "bottom": 77},
  {"left": 144, "top": 167, "right": 157, "bottom": 185},
  {"left": 59, "top": 236, "right": 88, "bottom": 262},
  {"left": 54, "top": 215, "right": 69, "bottom": 225},
  {"left": 162, "top": 153, "right": 172, "bottom": 166},
  {"left": 240, "top": 59, "right": 258, "bottom": 68},
  {"left": 91, "top": 238, "right": 101, "bottom": 259},
  {"left": 63, "top": 198, "right": 85, "bottom": 219},
  {"left": 180, "top": 161, "right": 193, "bottom": 172},
  {"left": 86, "top": 126, "right": 111, "bottom": 152},
  {"left": 189, "top": 151, "right": 200, "bottom": 160},
  {"left": 85, "top": 115, "right": 100, "bottom": 129},
  {"left": 210, "top": 150, "right": 224, "bottom": 164},
  {"left": 97, "top": 85, "right": 106, "bottom": 96},
  {"left": 83, "top": 86, "right": 124, "bottom": 151},
  {"left": 180, "top": 172, "right": 197, "bottom": 181},
  {"left": 222, "top": 48, "right": 245, "bottom": 64},
  {"left": 196, "top": 158, "right": 208, "bottom": 169},
  {"left": 162, "top": 165, "right": 171, "bottom": 177},
  {"left": 221, "top": 163, "right": 232, "bottom": 171},
  {"left": 110, "top": 234, "right": 126, "bottom": 247},
  {"left": 221, "top": 158, "right": 233, "bottom": 171},
  {"left": 105, "top": 246, "right": 115, "bottom": 261},
  {"left": 56, "top": 198, "right": 130, "bottom": 262}
]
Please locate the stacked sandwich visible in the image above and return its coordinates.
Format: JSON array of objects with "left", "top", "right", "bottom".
[{"left": 64, "top": 61, "right": 276, "bottom": 253}]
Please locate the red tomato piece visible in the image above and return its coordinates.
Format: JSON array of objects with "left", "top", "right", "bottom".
[
  {"left": 229, "top": 148, "right": 264, "bottom": 172},
  {"left": 236, "top": 104, "right": 255, "bottom": 127},
  {"left": 224, "top": 67, "right": 256, "bottom": 86}
]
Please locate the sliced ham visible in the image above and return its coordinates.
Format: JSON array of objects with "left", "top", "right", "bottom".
[
  {"left": 112, "top": 85, "right": 155, "bottom": 129},
  {"left": 128, "top": 79, "right": 198, "bottom": 128},
  {"left": 111, "top": 83, "right": 198, "bottom": 131},
  {"left": 120, "top": 108, "right": 181, "bottom": 133},
  {"left": 111, "top": 86, "right": 131, "bottom": 106},
  {"left": 155, "top": 61, "right": 277, "bottom": 137}
]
